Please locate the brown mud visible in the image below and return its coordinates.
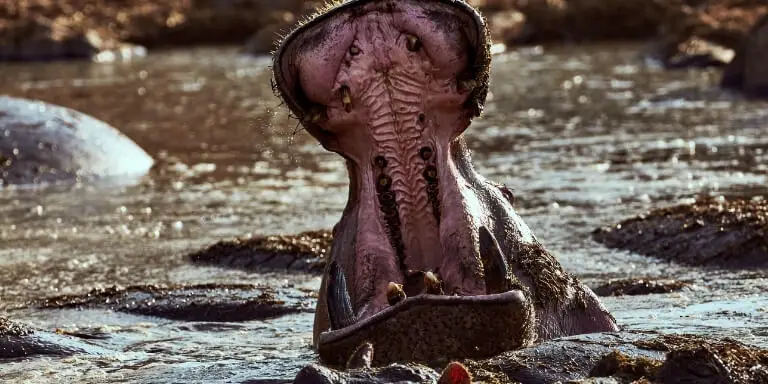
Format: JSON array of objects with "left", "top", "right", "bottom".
[{"left": 593, "top": 197, "right": 768, "bottom": 269}]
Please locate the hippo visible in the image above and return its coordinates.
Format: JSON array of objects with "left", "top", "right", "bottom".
[
  {"left": 0, "top": 96, "right": 153, "bottom": 186},
  {"left": 272, "top": 0, "right": 618, "bottom": 367}
]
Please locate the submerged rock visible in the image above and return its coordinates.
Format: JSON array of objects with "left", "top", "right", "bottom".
[
  {"left": 290, "top": 333, "right": 768, "bottom": 383},
  {"left": 0, "top": 96, "right": 153, "bottom": 186},
  {"left": 0, "top": 317, "right": 84, "bottom": 358},
  {"left": 188, "top": 230, "right": 331, "bottom": 274},
  {"left": 593, "top": 197, "right": 768, "bottom": 269},
  {"left": 593, "top": 278, "right": 691, "bottom": 297},
  {"left": 37, "top": 283, "right": 313, "bottom": 322},
  {"left": 722, "top": 14, "right": 768, "bottom": 97}
]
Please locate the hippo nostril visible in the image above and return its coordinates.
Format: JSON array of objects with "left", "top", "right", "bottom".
[
  {"left": 419, "top": 146, "right": 433, "bottom": 160},
  {"left": 405, "top": 34, "right": 421, "bottom": 52},
  {"left": 340, "top": 85, "right": 353, "bottom": 112},
  {"left": 418, "top": 113, "right": 426, "bottom": 123},
  {"left": 349, "top": 46, "right": 360, "bottom": 56}
]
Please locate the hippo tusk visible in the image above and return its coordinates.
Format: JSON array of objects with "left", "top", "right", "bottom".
[
  {"left": 479, "top": 226, "right": 514, "bottom": 294},
  {"left": 327, "top": 261, "right": 357, "bottom": 330}
]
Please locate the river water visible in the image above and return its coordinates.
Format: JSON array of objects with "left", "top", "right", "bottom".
[{"left": 0, "top": 43, "right": 767, "bottom": 382}]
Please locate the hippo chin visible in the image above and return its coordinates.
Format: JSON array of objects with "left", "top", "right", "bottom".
[{"left": 272, "top": 0, "right": 618, "bottom": 366}]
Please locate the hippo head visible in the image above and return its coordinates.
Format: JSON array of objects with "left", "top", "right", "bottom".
[{"left": 273, "top": 0, "right": 618, "bottom": 367}]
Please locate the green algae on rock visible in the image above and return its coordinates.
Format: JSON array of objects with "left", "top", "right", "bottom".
[
  {"left": 188, "top": 230, "right": 332, "bottom": 273},
  {"left": 593, "top": 197, "right": 768, "bottom": 269},
  {"left": 36, "top": 283, "right": 314, "bottom": 322}
]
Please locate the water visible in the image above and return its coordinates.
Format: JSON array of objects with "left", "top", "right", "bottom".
[{"left": 0, "top": 43, "right": 767, "bottom": 382}]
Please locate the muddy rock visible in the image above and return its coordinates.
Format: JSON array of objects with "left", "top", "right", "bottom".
[
  {"left": 0, "top": 15, "right": 145, "bottom": 62},
  {"left": 638, "top": 335, "right": 768, "bottom": 383},
  {"left": 653, "top": 0, "right": 768, "bottom": 69},
  {"left": 471, "top": 0, "right": 667, "bottom": 45},
  {"left": 722, "top": 14, "right": 768, "bottom": 97},
  {"left": 0, "top": 96, "right": 153, "bottom": 186},
  {"left": 592, "top": 197, "right": 768, "bottom": 269},
  {"left": 0, "top": 317, "right": 84, "bottom": 358},
  {"left": 593, "top": 278, "right": 691, "bottom": 297},
  {"left": 293, "top": 363, "right": 439, "bottom": 384},
  {"left": 651, "top": 35, "right": 734, "bottom": 69},
  {"left": 188, "top": 230, "right": 331, "bottom": 273},
  {"left": 289, "top": 333, "right": 768, "bottom": 384},
  {"left": 37, "top": 283, "right": 313, "bottom": 322},
  {"left": 0, "top": 0, "right": 309, "bottom": 61}
]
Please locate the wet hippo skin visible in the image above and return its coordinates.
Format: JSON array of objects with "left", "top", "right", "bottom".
[
  {"left": 272, "top": 0, "right": 618, "bottom": 367},
  {"left": 0, "top": 96, "right": 153, "bottom": 186}
]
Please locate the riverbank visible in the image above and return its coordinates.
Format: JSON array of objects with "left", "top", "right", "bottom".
[{"left": 2, "top": 0, "right": 766, "bottom": 60}]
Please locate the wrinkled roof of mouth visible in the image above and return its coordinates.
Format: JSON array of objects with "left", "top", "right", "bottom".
[{"left": 271, "top": 0, "right": 492, "bottom": 124}]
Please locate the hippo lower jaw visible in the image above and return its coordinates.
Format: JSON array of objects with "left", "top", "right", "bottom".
[
  {"left": 317, "top": 290, "right": 533, "bottom": 366},
  {"left": 272, "top": 0, "right": 618, "bottom": 366}
]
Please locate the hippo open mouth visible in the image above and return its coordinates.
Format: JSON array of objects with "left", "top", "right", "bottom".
[{"left": 273, "top": 0, "right": 618, "bottom": 367}]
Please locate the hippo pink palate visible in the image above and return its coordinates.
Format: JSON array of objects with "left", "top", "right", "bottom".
[{"left": 272, "top": 0, "right": 618, "bottom": 366}]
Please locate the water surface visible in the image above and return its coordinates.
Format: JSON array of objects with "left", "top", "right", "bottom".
[{"left": 0, "top": 43, "right": 767, "bottom": 382}]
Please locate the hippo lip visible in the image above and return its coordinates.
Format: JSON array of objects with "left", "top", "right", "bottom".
[{"left": 316, "top": 289, "right": 535, "bottom": 366}]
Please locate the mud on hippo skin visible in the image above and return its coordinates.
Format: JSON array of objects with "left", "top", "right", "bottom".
[{"left": 273, "top": 0, "right": 617, "bottom": 366}]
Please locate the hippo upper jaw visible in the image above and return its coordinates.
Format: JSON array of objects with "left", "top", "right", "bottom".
[{"left": 272, "top": 0, "right": 618, "bottom": 366}]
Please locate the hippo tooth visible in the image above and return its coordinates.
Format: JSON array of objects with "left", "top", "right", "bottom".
[
  {"left": 386, "top": 282, "right": 406, "bottom": 306},
  {"left": 345, "top": 341, "right": 374, "bottom": 370},
  {"left": 438, "top": 362, "right": 472, "bottom": 384},
  {"left": 479, "top": 226, "right": 513, "bottom": 294},
  {"left": 327, "top": 261, "right": 357, "bottom": 330},
  {"left": 406, "top": 34, "right": 422, "bottom": 52},
  {"left": 340, "top": 85, "right": 353, "bottom": 112},
  {"left": 423, "top": 271, "right": 445, "bottom": 295}
]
